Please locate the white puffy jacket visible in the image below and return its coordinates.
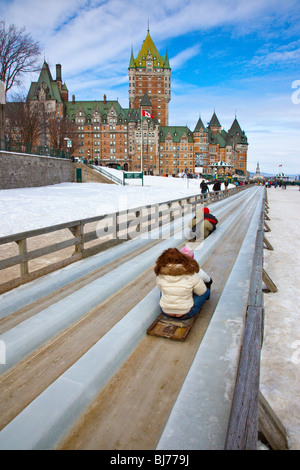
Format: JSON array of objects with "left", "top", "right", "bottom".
[{"left": 156, "top": 263, "right": 207, "bottom": 316}]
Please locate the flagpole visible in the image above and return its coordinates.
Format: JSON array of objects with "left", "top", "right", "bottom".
[{"left": 141, "top": 107, "right": 143, "bottom": 173}]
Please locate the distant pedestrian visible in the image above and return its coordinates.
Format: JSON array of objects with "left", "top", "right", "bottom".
[
  {"left": 200, "top": 180, "right": 209, "bottom": 199},
  {"left": 212, "top": 180, "right": 221, "bottom": 192}
]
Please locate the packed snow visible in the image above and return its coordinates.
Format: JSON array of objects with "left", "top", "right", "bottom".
[
  {"left": 260, "top": 185, "right": 300, "bottom": 450},
  {"left": 0, "top": 171, "right": 299, "bottom": 449},
  {"left": 0, "top": 174, "right": 219, "bottom": 237}
]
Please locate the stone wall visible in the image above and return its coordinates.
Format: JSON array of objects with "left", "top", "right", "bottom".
[{"left": 0, "top": 151, "right": 74, "bottom": 189}]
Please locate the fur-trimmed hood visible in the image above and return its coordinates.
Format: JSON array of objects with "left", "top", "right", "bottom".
[
  {"left": 156, "top": 264, "right": 207, "bottom": 316},
  {"left": 159, "top": 263, "right": 197, "bottom": 276}
]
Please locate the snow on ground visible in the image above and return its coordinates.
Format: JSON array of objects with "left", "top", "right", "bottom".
[
  {"left": 0, "top": 175, "right": 204, "bottom": 236},
  {"left": 0, "top": 171, "right": 231, "bottom": 237},
  {"left": 260, "top": 185, "right": 300, "bottom": 450},
  {"left": 0, "top": 173, "right": 299, "bottom": 449}
]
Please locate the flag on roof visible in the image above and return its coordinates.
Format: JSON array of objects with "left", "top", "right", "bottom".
[{"left": 142, "top": 110, "right": 153, "bottom": 118}]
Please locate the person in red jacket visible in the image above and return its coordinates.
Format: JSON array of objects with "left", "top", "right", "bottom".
[
  {"left": 188, "top": 206, "right": 218, "bottom": 240},
  {"left": 203, "top": 207, "right": 218, "bottom": 232}
]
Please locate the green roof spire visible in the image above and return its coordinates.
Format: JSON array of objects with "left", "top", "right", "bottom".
[
  {"left": 129, "top": 46, "right": 135, "bottom": 68},
  {"left": 209, "top": 112, "right": 221, "bottom": 128},
  {"left": 164, "top": 49, "right": 171, "bottom": 69},
  {"left": 194, "top": 116, "right": 207, "bottom": 132},
  {"left": 129, "top": 29, "right": 166, "bottom": 69},
  {"left": 228, "top": 118, "right": 248, "bottom": 144}
]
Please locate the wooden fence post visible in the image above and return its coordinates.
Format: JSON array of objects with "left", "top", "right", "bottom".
[
  {"left": 72, "top": 224, "right": 84, "bottom": 256},
  {"left": 16, "top": 238, "right": 29, "bottom": 277},
  {"left": 258, "top": 391, "right": 288, "bottom": 450}
]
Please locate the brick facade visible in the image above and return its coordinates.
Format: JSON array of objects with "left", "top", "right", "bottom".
[{"left": 6, "top": 29, "right": 248, "bottom": 178}]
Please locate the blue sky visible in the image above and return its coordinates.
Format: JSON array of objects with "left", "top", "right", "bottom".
[{"left": 1, "top": 0, "right": 300, "bottom": 175}]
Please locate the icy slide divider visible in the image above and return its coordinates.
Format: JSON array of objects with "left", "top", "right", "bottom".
[
  {"left": 0, "top": 216, "right": 177, "bottom": 319},
  {"left": 0, "top": 187, "right": 251, "bottom": 319},
  {"left": 0, "top": 188, "right": 260, "bottom": 450},
  {"left": 157, "top": 189, "right": 264, "bottom": 450},
  {"left": 0, "top": 219, "right": 187, "bottom": 374},
  {"left": 0, "top": 188, "right": 256, "bottom": 374}
]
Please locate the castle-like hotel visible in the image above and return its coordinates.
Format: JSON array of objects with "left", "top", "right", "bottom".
[{"left": 23, "top": 29, "right": 249, "bottom": 176}]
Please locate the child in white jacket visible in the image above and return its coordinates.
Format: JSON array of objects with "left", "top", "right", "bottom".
[{"left": 154, "top": 247, "right": 211, "bottom": 319}]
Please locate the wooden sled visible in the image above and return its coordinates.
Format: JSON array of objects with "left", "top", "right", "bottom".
[{"left": 146, "top": 312, "right": 200, "bottom": 341}]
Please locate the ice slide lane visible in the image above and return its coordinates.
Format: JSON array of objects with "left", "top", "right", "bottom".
[
  {"left": 0, "top": 189, "right": 252, "bottom": 430},
  {"left": 0, "top": 187, "right": 248, "bottom": 319},
  {"left": 0, "top": 191, "right": 252, "bottom": 433},
  {"left": 0, "top": 188, "right": 253, "bottom": 374},
  {"left": 0, "top": 187, "right": 263, "bottom": 449},
  {"left": 157, "top": 189, "right": 264, "bottom": 450},
  {"left": 59, "top": 188, "right": 263, "bottom": 451}
]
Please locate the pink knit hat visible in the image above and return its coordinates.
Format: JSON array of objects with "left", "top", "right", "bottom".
[{"left": 180, "top": 246, "right": 194, "bottom": 259}]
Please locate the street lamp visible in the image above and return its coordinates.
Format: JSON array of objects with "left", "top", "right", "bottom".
[
  {"left": 0, "top": 81, "right": 6, "bottom": 147},
  {"left": 64, "top": 137, "right": 72, "bottom": 158}
]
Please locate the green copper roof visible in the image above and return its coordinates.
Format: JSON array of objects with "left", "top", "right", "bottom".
[
  {"left": 129, "top": 30, "right": 170, "bottom": 70},
  {"left": 65, "top": 100, "right": 124, "bottom": 118},
  {"left": 209, "top": 112, "right": 221, "bottom": 128},
  {"left": 129, "top": 48, "right": 136, "bottom": 68},
  {"left": 208, "top": 127, "right": 227, "bottom": 147},
  {"left": 159, "top": 126, "right": 193, "bottom": 143},
  {"left": 227, "top": 118, "right": 248, "bottom": 144},
  {"left": 140, "top": 91, "right": 152, "bottom": 107},
  {"left": 194, "top": 117, "right": 207, "bottom": 132},
  {"left": 27, "top": 60, "right": 63, "bottom": 102},
  {"left": 164, "top": 50, "right": 171, "bottom": 69},
  {"left": 65, "top": 100, "right": 148, "bottom": 124}
]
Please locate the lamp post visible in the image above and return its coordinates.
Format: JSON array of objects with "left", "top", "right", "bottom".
[
  {"left": 64, "top": 137, "right": 72, "bottom": 158},
  {"left": 0, "top": 81, "right": 6, "bottom": 148}
]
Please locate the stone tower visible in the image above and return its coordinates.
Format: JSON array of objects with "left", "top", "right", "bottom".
[{"left": 128, "top": 28, "right": 171, "bottom": 126}]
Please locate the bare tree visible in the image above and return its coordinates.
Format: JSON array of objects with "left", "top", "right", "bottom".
[
  {"left": 48, "top": 115, "right": 79, "bottom": 156},
  {"left": 6, "top": 99, "right": 48, "bottom": 148},
  {"left": 0, "top": 21, "right": 41, "bottom": 94}
]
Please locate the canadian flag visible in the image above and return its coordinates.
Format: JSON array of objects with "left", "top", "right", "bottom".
[{"left": 142, "top": 110, "right": 153, "bottom": 118}]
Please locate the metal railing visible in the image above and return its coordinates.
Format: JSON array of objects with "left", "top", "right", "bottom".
[
  {"left": 0, "top": 139, "right": 71, "bottom": 159},
  {"left": 91, "top": 165, "right": 123, "bottom": 184}
]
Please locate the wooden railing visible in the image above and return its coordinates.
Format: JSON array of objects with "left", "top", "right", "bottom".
[
  {"left": 224, "top": 189, "right": 265, "bottom": 449},
  {"left": 0, "top": 186, "right": 248, "bottom": 294},
  {"left": 224, "top": 189, "right": 288, "bottom": 450}
]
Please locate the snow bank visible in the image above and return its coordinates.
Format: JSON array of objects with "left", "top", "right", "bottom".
[
  {"left": 0, "top": 178, "right": 200, "bottom": 237},
  {"left": 260, "top": 186, "right": 300, "bottom": 450},
  {"left": 0, "top": 172, "right": 232, "bottom": 237}
]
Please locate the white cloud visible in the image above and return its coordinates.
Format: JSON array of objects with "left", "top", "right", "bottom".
[{"left": 170, "top": 44, "right": 201, "bottom": 70}]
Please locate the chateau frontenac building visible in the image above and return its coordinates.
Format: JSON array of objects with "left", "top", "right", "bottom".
[{"left": 21, "top": 29, "right": 248, "bottom": 176}]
